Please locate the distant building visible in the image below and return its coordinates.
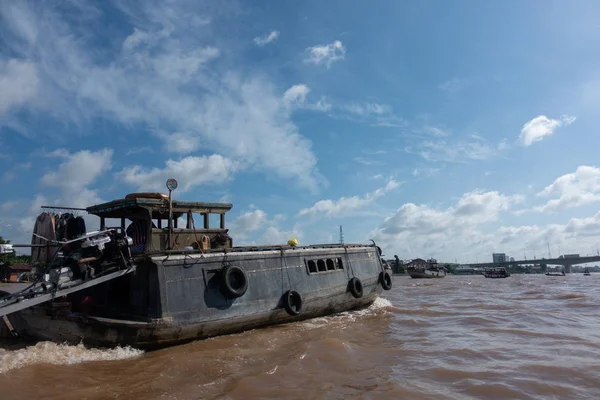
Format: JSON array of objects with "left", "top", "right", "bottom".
[
  {"left": 493, "top": 253, "right": 507, "bottom": 263},
  {"left": 510, "top": 257, "right": 515, "bottom": 262},
  {"left": 0, "top": 262, "right": 31, "bottom": 282}
]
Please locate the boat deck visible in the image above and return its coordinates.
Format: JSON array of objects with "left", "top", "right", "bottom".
[{"left": 148, "top": 242, "right": 376, "bottom": 256}]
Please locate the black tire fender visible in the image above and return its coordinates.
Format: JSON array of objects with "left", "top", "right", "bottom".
[
  {"left": 282, "top": 290, "right": 303, "bottom": 316},
  {"left": 220, "top": 265, "right": 248, "bottom": 298},
  {"left": 348, "top": 277, "right": 363, "bottom": 298},
  {"left": 379, "top": 271, "right": 392, "bottom": 290}
]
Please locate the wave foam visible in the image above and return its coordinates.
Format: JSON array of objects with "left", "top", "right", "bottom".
[{"left": 0, "top": 341, "right": 144, "bottom": 374}]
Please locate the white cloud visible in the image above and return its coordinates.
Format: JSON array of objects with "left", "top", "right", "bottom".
[
  {"left": 218, "top": 194, "right": 232, "bottom": 203},
  {"left": 406, "top": 138, "right": 503, "bottom": 163},
  {"left": 353, "top": 156, "right": 383, "bottom": 166},
  {"left": 34, "top": 149, "right": 113, "bottom": 224},
  {"left": 453, "top": 190, "right": 524, "bottom": 221},
  {"left": 343, "top": 103, "right": 391, "bottom": 116},
  {"left": 0, "top": 201, "right": 17, "bottom": 213},
  {"left": 423, "top": 126, "right": 450, "bottom": 137},
  {"left": 117, "top": 154, "right": 237, "bottom": 192},
  {"left": 308, "top": 98, "right": 333, "bottom": 112},
  {"left": 0, "top": 58, "right": 39, "bottom": 114},
  {"left": 126, "top": 146, "right": 154, "bottom": 156},
  {"left": 367, "top": 190, "right": 546, "bottom": 261},
  {"left": 304, "top": 40, "right": 345, "bottom": 68},
  {"left": 253, "top": 30, "right": 279, "bottom": 46},
  {"left": 2, "top": 148, "right": 114, "bottom": 248},
  {"left": 163, "top": 132, "right": 202, "bottom": 154},
  {"left": 231, "top": 209, "right": 268, "bottom": 235},
  {"left": 281, "top": 84, "right": 332, "bottom": 112},
  {"left": 228, "top": 207, "right": 300, "bottom": 246},
  {"left": 412, "top": 167, "right": 440, "bottom": 177},
  {"left": 2, "top": 161, "right": 31, "bottom": 182},
  {"left": 298, "top": 179, "right": 400, "bottom": 218},
  {"left": 0, "top": 2, "right": 323, "bottom": 192},
  {"left": 152, "top": 47, "right": 220, "bottom": 83},
  {"left": 282, "top": 84, "right": 310, "bottom": 108},
  {"left": 260, "top": 225, "right": 302, "bottom": 245},
  {"left": 534, "top": 165, "right": 600, "bottom": 212},
  {"left": 519, "top": 115, "right": 576, "bottom": 146},
  {"left": 497, "top": 139, "right": 509, "bottom": 151},
  {"left": 328, "top": 101, "right": 404, "bottom": 128},
  {"left": 41, "top": 149, "right": 113, "bottom": 192}
]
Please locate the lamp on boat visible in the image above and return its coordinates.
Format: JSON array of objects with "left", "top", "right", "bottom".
[
  {"left": 288, "top": 237, "right": 298, "bottom": 247},
  {"left": 166, "top": 178, "right": 178, "bottom": 250}
]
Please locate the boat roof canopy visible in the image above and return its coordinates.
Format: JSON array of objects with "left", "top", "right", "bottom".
[{"left": 86, "top": 193, "right": 233, "bottom": 219}]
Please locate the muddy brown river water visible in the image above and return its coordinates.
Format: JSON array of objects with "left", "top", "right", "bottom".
[{"left": 2, "top": 274, "right": 600, "bottom": 399}]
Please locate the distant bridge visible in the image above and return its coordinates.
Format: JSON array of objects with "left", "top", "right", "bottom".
[{"left": 467, "top": 255, "right": 600, "bottom": 273}]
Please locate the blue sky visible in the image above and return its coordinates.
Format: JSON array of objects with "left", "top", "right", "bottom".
[{"left": 1, "top": 0, "right": 600, "bottom": 263}]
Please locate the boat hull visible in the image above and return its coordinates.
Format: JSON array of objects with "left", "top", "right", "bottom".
[
  {"left": 15, "top": 284, "right": 380, "bottom": 349},
  {"left": 4, "top": 245, "right": 389, "bottom": 349},
  {"left": 408, "top": 271, "right": 446, "bottom": 279}
]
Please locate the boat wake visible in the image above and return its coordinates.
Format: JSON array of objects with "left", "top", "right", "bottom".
[
  {"left": 0, "top": 341, "right": 143, "bottom": 374},
  {"left": 298, "top": 296, "right": 393, "bottom": 329}
]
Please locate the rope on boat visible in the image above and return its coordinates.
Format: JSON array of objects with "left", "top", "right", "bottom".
[
  {"left": 279, "top": 248, "right": 292, "bottom": 294},
  {"left": 343, "top": 245, "right": 356, "bottom": 279}
]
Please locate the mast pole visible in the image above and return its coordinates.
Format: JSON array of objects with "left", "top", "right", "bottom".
[{"left": 166, "top": 178, "right": 178, "bottom": 250}]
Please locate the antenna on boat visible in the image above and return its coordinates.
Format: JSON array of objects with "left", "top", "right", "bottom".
[
  {"left": 339, "top": 225, "right": 344, "bottom": 245},
  {"left": 166, "top": 178, "right": 178, "bottom": 250}
]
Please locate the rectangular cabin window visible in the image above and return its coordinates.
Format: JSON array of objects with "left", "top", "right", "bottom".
[
  {"left": 317, "top": 259, "right": 326, "bottom": 272},
  {"left": 104, "top": 218, "right": 122, "bottom": 230},
  {"left": 306, "top": 258, "right": 344, "bottom": 275},
  {"left": 209, "top": 213, "right": 221, "bottom": 230},
  {"left": 183, "top": 212, "right": 226, "bottom": 231},
  {"left": 180, "top": 212, "right": 204, "bottom": 230},
  {"left": 326, "top": 259, "right": 335, "bottom": 271}
]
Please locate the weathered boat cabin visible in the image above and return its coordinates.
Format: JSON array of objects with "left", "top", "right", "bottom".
[{"left": 88, "top": 192, "right": 234, "bottom": 254}]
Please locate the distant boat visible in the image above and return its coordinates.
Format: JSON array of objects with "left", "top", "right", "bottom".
[
  {"left": 483, "top": 267, "right": 510, "bottom": 279},
  {"left": 546, "top": 270, "right": 566, "bottom": 276},
  {"left": 584, "top": 268, "right": 591, "bottom": 276},
  {"left": 406, "top": 258, "right": 446, "bottom": 279}
]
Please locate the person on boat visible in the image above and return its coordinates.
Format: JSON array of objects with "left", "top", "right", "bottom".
[{"left": 126, "top": 218, "right": 156, "bottom": 254}]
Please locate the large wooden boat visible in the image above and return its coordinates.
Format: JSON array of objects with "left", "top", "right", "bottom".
[
  {"left": 483, "top": 267, "right": 510, "bottom": 279},
  {"left": 405, "top": 258, "right": 446, "bottom": 279},
  {"left": 0, "top": 180, "right": 393, "bottom": 349}
]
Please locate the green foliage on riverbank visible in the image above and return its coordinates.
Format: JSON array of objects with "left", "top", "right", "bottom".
[{"left": 0, "top": 236, "right": 31, "bottom": 264}]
